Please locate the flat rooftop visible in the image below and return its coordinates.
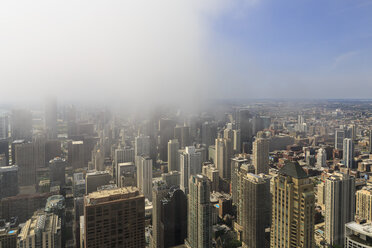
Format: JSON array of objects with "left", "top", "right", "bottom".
[{"left": 85, "top": 187, "right": 142, "bottom": 206}]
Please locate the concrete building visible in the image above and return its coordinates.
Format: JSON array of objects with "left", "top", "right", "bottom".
[
  {"left": 215, "top": 138, "right": 233, "bottom": 180},
  {"left": 356, "top": 186, "right": 372, "bottom": 222},
  {"left": 136, "top": 156, "right": 153, "bottom": 200},
  {"left": 49, "top": 157, "right": 66, "bottom": 187},
  {"left": 345, "top": 221, "right": 372, "bottom": 248},
  {"left": 252, "top": 138, "right": 269, "bottom": 174},
  {"left": 325, "top": 172, "right": 355, "bottom": 247},
  {"left": 343, "top": 138, "right": 354, "bottom": 168},
  {"left": 135, "top": 135, "right": 150, "bottom": 157},
  {"left": 44, "top": 98, "right": 58, "bottom": 139},
  {"left": 230, "top": 156, "right": 249, "bottom": 205},
  {"left": 83, "top": 187, "right": 145, "bottom": 248},
  {"left": 317, "top": 148, "right": 327, "bottom": 168},
  {"left": 185, "top": 175, "right": 211, "bottom": 248},
  {"left": 68, "top": 141, "right": 85, "bottom": 169},
  {"left": 174, "top": 126, "right": 191, "bottom": 149},
  {"left": 180, "top": 146, "right": 202, "bottom": 194},
  {"left": 238, "top": 173, "right": 268, "bottom": 248},
  {"left": 167, "top": 139, "right": 180, "bottom": 172},
  {"left": 161, "top": 171, "right": 180, "bottom": 187},
  {"left": 15, "top": 142, "right": 36, "bottom": 186},
  {"left": 270, "top": 162, "right": 315, "bottom": 248},
  {"left": 17, "top": 211, "right": 61, "bottom": 248},
  {"left": 11, "top": 109, "right": 32, "bottom": 141},
  {"left": 202, "top": 164, "right": 219, "bottom": 192},
  {"left": 335, "top": 128, "right": 345, "bottom": 150},
  {"left": 117, "top": 162, "right": 136, "bottom": 188},
  {"left": 158, "top": 119, "right": 176, "bottom": 162},
  {"left": 0, "top": 165, "right": 18, "bottom": 198},
  {"left": 85, "top": 171, "right": 111, "bottom": 194}
]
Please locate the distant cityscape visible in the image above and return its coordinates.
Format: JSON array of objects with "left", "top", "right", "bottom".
[{"left": 0, "top": 99, "right": 372, "bottom": 247}]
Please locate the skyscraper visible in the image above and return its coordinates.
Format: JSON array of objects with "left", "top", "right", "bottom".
[
  {"left": 356, "top": 186, "right": 372, "bottom": 222},
  {"left": 83, "top": 187, "right": 145, "bottom": 248},
  {"left": 44, "top": 97, "right": 58, "bottom": 139},
  {"left": 174, "top": 125, "right": 191, "bottom": 148},
  {"left": 0, "top": 114, "right": 8, "bottom": 140},
  {"left": 238, "top": 173, "right": 268, "bottom": 248},
  {"left": 343, "top": 138, "right": 354, "bottom": 168},
  {"left": 168, "top": 139, "right": 180, "bottom": 171},
  {"left": 230, "top": 156, "right": 249, "bottom": 205},
  {"left": 369, "top": 130, "right": 372, "bottom": 154},
  {"left": 135, "top": 135, "right": 150, "bottom": 157},
  {"left": 151, "top": 181, "right": 170, "bottom": 248},
  {"left": 136, "top": 156, "right": 153, "bottom": 200},
  {"left": 15, "top": 142, "right": 36, "bottom": 186},
  {"left": 325, "top": 173, "right": 355, "bottom": 247},
  {"left": 270, "top": 162, "right": 315, "bottom": 248},
  {"left": 180, "top": 146, "right": 202, "bottom": 194},
  {"left": 159, "top": 119, "right": 176, "bottom": 161},
  {"left": 185, "top": 175, "right": 211, "bottom": 248},
  {"left": 233, "top": 129, "right": 241, "bottom": 154},
  {"left": 11, "top": 109, "right": 32, "bottom": 141},
  {"left": 252, "top": 138, "right": 269, "bottom": 174},
  {"left": 215, "top": 138, "right": 233, "bottom": 180},
  {"left": 0, "top": 165, "right": 19, "bottom": 198},
  {"left": 201, "top": 122, "right": 217, "bottom": 150},
  {"left": 335, "top": 128, "right": 345, "bottom": 150},
  {"left": 316, "top": 148, "right": 327, "bottom": 168}
]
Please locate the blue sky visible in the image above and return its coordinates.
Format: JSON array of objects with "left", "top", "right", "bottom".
[{"left": 205, "top": 0, "right": 372, "bottom": 98}]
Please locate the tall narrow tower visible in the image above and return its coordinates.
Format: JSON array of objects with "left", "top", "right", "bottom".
[{"left": 252, "top": 138, "right": 269, "bottom": 174}]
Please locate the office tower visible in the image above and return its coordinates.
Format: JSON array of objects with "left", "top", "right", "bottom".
[
  {"left": 233, "top": 129, "right": 241, "bottom": 154},
  {"left": 44, "top": 98, "right": 58, "bottom": 139},
  {"left": 73, "top": 173, "right": 86, "bottom": 197},
  {"left": 33, "top": 134, "right": 46, "bottom": 168},
  {"left": 159, "top": 119, "right": 176, "bottom": 161},
  {"left": 168, "top": 139, "right": 180, "bottom": 171},
  {"left": 161, "top": 170, "right": 180, "bottom": 187},
  {"left": 136, "top": 156, "right": 153, "bottom": 200},
  {"left": 215, "top": 138, "right": 233, "bottom": 180},
  {"left": 151, "top": 182, "right": 170, "bottom": 248},
  {"left": 11, "top": 109, "right": 32, "bottom": 141},
  {"left": 335, "top": 128, "right": 345, "bottom": 150},
  {"left": 68, "top": 141, "right": 85, "bottom": 169},
  {"left": 185, "top": 175, "right": 211, "bottom": 248},
  {"left": 135, "top": 135, "right": 150, "bottom": 157},
  {"left": 345, "top": 221, "right": 372, "bottom": 247},
  {"left": 201, "top": 122, "right": 217, "bottom": 150},
  {"left": 0, "top": 139, "right": 9, "bottom": 166},
  {"left": 356, "top": 186, "right": 372, "bottom": 222},
  {"left": 252, "top": 138, "right": 269, "bottom": 174},
  {"left": 18, "top": 211, "right": 61, "bottom": 248},
  {"left": 343, "top": 138, "right": 354, "bottom": 168},
  {"left": 238, "top": 173, "right": 268, "bottom": 248},
  {"left": 317, "top": 182, "right": 326, "bottom": 209},
  {"left": 202, "top": 164, "right": 219, "bottom": 192},
  {"left": 223, "top": 127, "right": 233, "bottom": 140},
  {"left": 271, "top": 162, "right": 315, "bottom": 248},
  {"left": 0, "top": 114, "right": 8, "bottom": 140},
  {"left": 83, "top": 187, "right": 145, "bottom": 248},
  {"left": 231, "top": 157, "right": 249, "bottom": 205},
  {"left": 369, "top": 130, "right": 372, "bottom": 154},
  {"left": 235, "top": 108, "right": 252, "bottom": 148},
  {"left": 117, "top": 162, "right": 136, "bottom": 187},
  {"left": 15, "top": 142, "right": 36, "bottom": 186},
  {"left": 85, "top": 171, "right": 111, "bottom": 194},
  {"left": 174, "top": 126, "right": 191, "bottom": 148},
  {"left": 0, "top": 219, "right": 18, "bottom": 248},
  {"left": 45, "top": 140, "right": 62, "bottom": 164},
  {"left": 180, "top": 146, "right": 202, "bottom": 194},
  {"left": 0, "top": 165, "right": 18, "bottom": 198},
  {"left": 152, "top": 182, "right": 187, "bottom": 248},
  {"left": 325, "top": 173, "right": 355, "bottom": 247},
  {"left": 114, "top": 147, "right": 134, "bottom": 164},
  {"left": 316, "top": 148, "right": 327, "bottom": 168},
  {"left": 49, "top": 157, "right": 66, "bottom": 187}
]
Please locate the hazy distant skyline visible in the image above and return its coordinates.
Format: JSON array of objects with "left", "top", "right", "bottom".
[{"left": 1, "top": 0, "right": 372, "bottom": 106}]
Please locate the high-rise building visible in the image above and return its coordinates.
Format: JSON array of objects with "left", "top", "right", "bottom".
[
  {"left": 180, "top": 146, "right": 202, "bottom": 194},
  {"left": 316, "top": 148, "right": 327, "bottom": 168},
  {"left": 18, "top": 211, "right": 61, "bottom": 248},
  {"left": 230, "top": 156, "right": 249, "bottom": 205},
  {"left": 202, "top": 164, "right": 219, "bottom": 192},
  {"left": 233, "top": 129, "right": 241, "bottom": 154},
  {"left": 0, "top": 165, "right": 18, "bottom": 198},
  {"left": 168, "top": 139, "right": 180, "bottom": 171},
  {"left": 345, "top": 221, "right": 372, "bottom": 248},
  {"left": 335, "top": 128, "right": 345, "bottom": 150},
  {"left": 0, "top": 114, "right": 8, "bottom": 140},
  {"left": 85, "top": 171, "right": 111, "bottom": 194},
  {"left": 115, "top": 147, "right": 135, "bottom": 165},
  {"left": 68, "top": 141, "right": 85, "bottom": 169},
  {"left": 0, "top": 139, "right": 9, "bottom": 166},
  {"left": 44, "top": 98, "right": 58, "bottom": 139},
  {"left": 136, "top": 156, "right": 153, "bottom": 200},
  {"left": 11, "top": 109, "right": 32, "bottom": 141},
  {"left": 174, "top": 126, "right": 191, "bottom": 148},
  {"left": 270, "top": 162, "right": 315, "bottom": 248},
  {"left": 215, "top": 138, "right": 233, "bottom": 180},
  {"left": 343, "top": 138, "right": 354, "bottom": 168},
  {"left": 135, "top": 135, "right": 150, "bottom": 157},
  {"left": 369, "top": 130, "right": 372, "bottom": 154},
  {"left": 151, "top": 181, "right": 170, "bottom": 248},
  {"left": 49, "top": 157, "right": 66, "bottom": 187},
  {"left": 238, "top": 173, "right": 269, "bottom": 248},
  {"left": 252, "top": 138, "right": 269, "bottom": 174},
  {"left": 201, "top": 122, "right": 217, "bottom": 151},
  {"left": 159, "top": 119, "right": 176, "bottom": 162},
  {"left": 117, "top": 162, "right": 136, "bottom": 187},
  {"left": 325, "top": 172, "right": 355, "bottom": 247},
  {"left": 235, "top": 108, "right": 252, "bottom": 149},
  {"left": 161, "top": 170, "right": 180, "bottom": 187},
  {"left": 15, "top": 142, "right": 36, "bottom": 186},
  {"left": 356, "top": 186, "right": 372, "bottom": 222},
  {"left": 185, "top": 175, "right": 211, "bottom": 248},
  {"left": 83, "top": 187, "right": 145, "bottom": 248}
]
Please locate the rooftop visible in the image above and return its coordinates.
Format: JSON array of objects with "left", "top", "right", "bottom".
[
  {"left": 85, "top": 186, "right": 142, "bottom": 205},
  {"left": 279, "top": 162, "right": 308, "bottom": 179}
]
